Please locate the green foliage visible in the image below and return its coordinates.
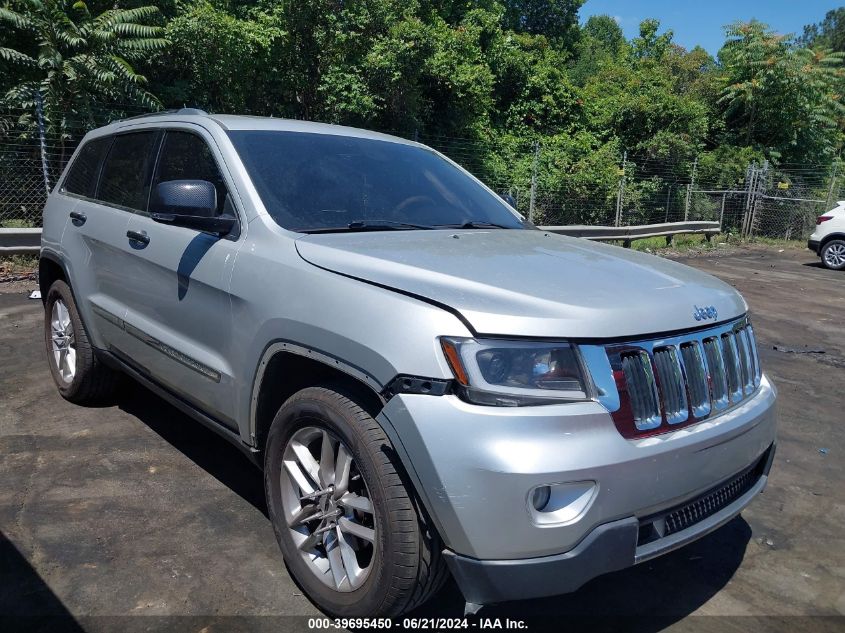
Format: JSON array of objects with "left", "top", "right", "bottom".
[
  {"left": 0, "top": 0, "right": 167, "bottom": 132},
  {"left": 1, "top": 1, "right": 845, "bottom": 226},
  {"left": 718, "top": 20, "right": 845, "bottom": 164},
  {"left": 500, "top": 0, "right": 584, "bottom": 41},
  {"left": 799, "top": 8, "right": 845, "bottom": 52},
  {"left": 152, "top": 1, "right": 283, "bottom": 113}
]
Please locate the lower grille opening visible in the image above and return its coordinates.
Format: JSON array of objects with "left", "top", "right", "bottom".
[{"left": 637, "top": 447, "right": 770, "bottom": 547}]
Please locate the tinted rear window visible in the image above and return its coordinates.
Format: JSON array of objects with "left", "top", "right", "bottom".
[
  {"left": 228, "top": 131, "right": 524, "bottom": 231},
  {"left": 97, "top": 131, "right": 159, "bottom": 211},
  {"left": 63, "top": 137, "right": 112, "bottom": 197}
]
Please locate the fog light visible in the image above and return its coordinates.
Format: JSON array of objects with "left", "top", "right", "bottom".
[
  {"left": 531, "top": 485, "right": 551, "bottom": 511},
  {"left": 527, "top": 481, "right": 597, "bottom": 526}
]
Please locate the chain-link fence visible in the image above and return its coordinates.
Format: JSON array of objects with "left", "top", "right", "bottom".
[
  {"left": 1, "top": 100, "right": 840, "bottom": 239},
  {"left": 0, "top": 102, "right": 152, "bottom": 228}
]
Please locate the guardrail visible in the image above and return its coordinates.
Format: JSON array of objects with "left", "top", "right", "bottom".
[
  {"left": 0, "top": 228, "right": 42, "bottom": 256},
  {"left": 0, "top": 221, "right": 721, "bottom": 257},
  {"left": 540, "top": 221, "right": 721, "bottom": 246}
]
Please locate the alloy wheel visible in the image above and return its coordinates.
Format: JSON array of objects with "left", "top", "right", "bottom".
[
  {"left": 824, "top": 242, "right": 845, "bottom": 268},
  {"left": 50, "top": 299, "right": 76, "bottom": 383},
  {"left": 280, "top": 426, "right": 376, "bottom": 592}
]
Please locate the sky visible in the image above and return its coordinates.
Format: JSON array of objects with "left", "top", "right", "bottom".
[{"left": 579, "top": 0, "right": 842, "bottom": 55}]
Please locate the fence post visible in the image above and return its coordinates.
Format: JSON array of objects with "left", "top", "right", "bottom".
[
  {"left": 742, "top": 163, "right": 757, "bottom": 238},
  {"left": 34, "top": 89, "right": 51, "bottom": 195},
  {"left": 719, "top": 193, "right": 726, "bottom": 231},
  {"left": 615, "top": 151, "right": 627, "bottom": 227},
  {"left": 684, "top": 155, "right": 698, "bottom": 221},
  {"left": 528, "top": 141, "right": 540, "bottom": 223},
  {"left": 664, "top": 184, "right": 672, "bottom": 222},
  {"left": 746, "top": 160, "right": 768, "bottom": 238},
  {"left": 826, "top": 163, "right": 838, "bottom": 208}
]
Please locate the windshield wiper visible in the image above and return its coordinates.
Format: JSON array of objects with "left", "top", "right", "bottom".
[
  {"left": 299, "top": 220, "right": 435, "bottom": 234},
  {"left": 436, "top": 220, "right": 514, "bottom": 230}
]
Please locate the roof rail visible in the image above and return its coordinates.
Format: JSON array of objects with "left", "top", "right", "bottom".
[{"left": 117, "top": 107, "right": 208, "bottom": 122}]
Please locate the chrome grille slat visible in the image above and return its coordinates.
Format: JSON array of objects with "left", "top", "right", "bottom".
[
  {"left": 747, "top": 325, "right": 761, "bottom": 386},
  {"left": 607, "top": 319, "right": 762, "bottom": 436},
  {"left": 653, "top": 346, "right": 688, "bottom": 424},
  {"left": 679, "top": 341, "right": 711, "bottom": 418},
  {"left": 721, "top": 333, "right": 743, "bottom": 402},
  {"left": 621, "top": 351, "right": 661, "bottom": 430},
  {"left": 703, "top": 336, "right": 729, "bottom": 410},
  {"left": 737, "top": 329, "right": 755, "bottom": 395}
]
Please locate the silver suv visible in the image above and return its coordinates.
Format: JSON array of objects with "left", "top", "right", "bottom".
[{"left": 39, "top": 110, "right": 777, "bottom": 617}]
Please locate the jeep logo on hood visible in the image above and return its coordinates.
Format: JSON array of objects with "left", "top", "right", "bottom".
[{"left": 693, "top": 305, "right": 718, "bottom": 321}]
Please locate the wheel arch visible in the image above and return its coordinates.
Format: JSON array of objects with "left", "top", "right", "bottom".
[
  {"left": 250, "top": 342, "right": 387, "bottom": 453},
  {"left": 820, "top": 232, "right": 845, "bottom": 250},
  {"left": 38, "top": 250, "right": 70, "bottom": 304}
]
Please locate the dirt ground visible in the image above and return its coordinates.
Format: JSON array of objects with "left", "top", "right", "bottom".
[{"left": 1, "top": 244, "right": 843, "bottom": 632}]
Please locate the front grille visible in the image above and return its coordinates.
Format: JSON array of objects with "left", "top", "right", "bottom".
[
  {"left": 637, "top": 448, "right": 770, "bottom": 547},
  {"left": 606, "top": 318, "right": 761, "bottom": 437}
]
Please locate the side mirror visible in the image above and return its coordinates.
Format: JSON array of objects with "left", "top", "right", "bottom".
[
  {"left": 150, "top": 180, "right": 236, "bottom": 236},
  {"left": 499, "top": 192, "right": 517, "bottom": 209}
]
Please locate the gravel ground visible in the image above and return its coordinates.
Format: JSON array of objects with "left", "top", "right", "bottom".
[{"left": 1, "top": 244, "right": 843, "bottom": 632}]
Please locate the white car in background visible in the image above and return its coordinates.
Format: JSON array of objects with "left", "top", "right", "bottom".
[{"left": 809, "top": 203, "right": 845, "bottom": 270}]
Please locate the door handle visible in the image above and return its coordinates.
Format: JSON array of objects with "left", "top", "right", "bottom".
[
  {"left": 69, "top": 211, "right": 86, "bottom": 225},
  {"left": 126, "top": 230, "right": 150, "bottom": 247}
]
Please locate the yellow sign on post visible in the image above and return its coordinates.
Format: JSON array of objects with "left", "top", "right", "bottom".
[{"left": 777, "top": 182, "right": 789, "bottom": 190}]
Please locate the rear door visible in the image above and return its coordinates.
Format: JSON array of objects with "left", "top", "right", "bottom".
[
  {"left": 119, "top": 127, "right": 243, "bottom": 428},
  {"left": 59, "top": 131, "right": 160, "bottom": 352}
]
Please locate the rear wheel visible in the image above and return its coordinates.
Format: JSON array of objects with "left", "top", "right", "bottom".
[
  {"left": 264, "top": 385, "right": 447, "bottom": 616},
  {"left": 821, "top": 239, "right": 845, "bottom": 270},
  {"left": 44, "top": 280, "right": 119, "bottom": 403}
]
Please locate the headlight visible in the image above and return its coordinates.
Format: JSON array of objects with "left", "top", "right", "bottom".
[{"left": 440, "top": 337, "right": 590, "bottom": 406}]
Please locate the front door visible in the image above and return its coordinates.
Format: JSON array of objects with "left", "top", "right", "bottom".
[{"left": 118, "top": 128, "right": 243, "bottom": 428}]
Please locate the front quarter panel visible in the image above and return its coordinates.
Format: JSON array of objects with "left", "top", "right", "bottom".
[{"left": 229, "top": 218, "right": 471, "bottom": 445}]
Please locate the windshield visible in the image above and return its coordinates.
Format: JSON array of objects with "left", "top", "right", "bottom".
[{"left": 228, "top": 130, "right": 526, "bottom": 232}]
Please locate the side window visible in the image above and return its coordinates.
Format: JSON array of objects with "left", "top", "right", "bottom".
[
  {"left": 62, "top": 137, "right": 112, "bottom": 197},
  {"left": 153, "top": 131, "right": 231, "bottom": 216},
  {"left": 96, "top": 131, "right": 159, "bottom": 211}
]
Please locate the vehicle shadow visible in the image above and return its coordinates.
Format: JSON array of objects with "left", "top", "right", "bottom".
[
  {"left": 114, "top": 380, "right": 752, "bottom": 630},
  {"left": 0, "top": 530, "right": 84, "bottom": 632},
  {"left": 116, "top": 380, "right": 268, "bottom": 517}
]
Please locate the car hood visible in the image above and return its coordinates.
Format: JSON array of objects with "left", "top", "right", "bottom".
[{"left": 295, "top": 229, "right": 747, "bottom": 339}]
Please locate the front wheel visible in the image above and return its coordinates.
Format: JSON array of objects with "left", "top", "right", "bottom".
[
  {"left": 264, "top": 386, "right": 447, "bottom": 616},
  {"left": 821, "top": 239, "right": 845, "bottom": 270}
]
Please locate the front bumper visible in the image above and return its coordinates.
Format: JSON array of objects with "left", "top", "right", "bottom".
[
  {"left": 444, "top": 444, "right": 774, "bottom": 604},
  {"left": 378, "top": 374, "right": 777, "bottom": 603}
]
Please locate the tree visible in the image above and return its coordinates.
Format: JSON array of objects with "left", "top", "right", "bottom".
[
  {"left": 151, "top": 1, "right": 284, "bottom": 113},
  {"left": 719, "top": 20, "right": 845, "bottom": 164},
  {"left": 0, "top": 0, "right": 166, "bottom": 136},
  {"left": 501, "top": 0, "right": 584, "bottom": 41},
  {"left": 582, "top": 14, "right": 624, "bottom": 55},
  {"left": 632, "top": 18, "right": 673, "bottom": 61},
  {"left": 799, "top": 8, "right": 845, "bottom": 52},
  {"left": 569, "top": 14, "right": 626, "bottom": 85}
]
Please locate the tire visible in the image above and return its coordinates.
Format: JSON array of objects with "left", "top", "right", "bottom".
[
  {"left": 44, "top": 280, "right": 119, "bottom": 403},
  {"left": 264, "top": 385, "right": 448, "bottom": 617},
  {"left": 821, "top": 239, "right": 845, "bottom": 270}
]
